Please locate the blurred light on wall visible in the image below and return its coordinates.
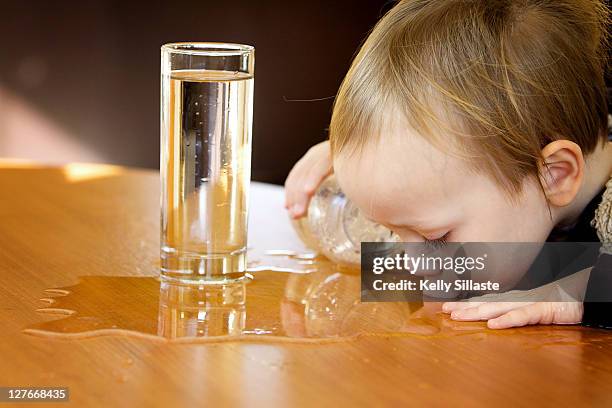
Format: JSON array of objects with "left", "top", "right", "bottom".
[{"left": 0, "top": 86, "right": 105, "bottom": 165}]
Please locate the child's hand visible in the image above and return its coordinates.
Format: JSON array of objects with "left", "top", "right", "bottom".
[
  {"left": 442, "top": 267, "right": 591, "bottom": 329},
  {"left": 442, "top": 300, "right": 583, "bottom": 329},
  {"left": 284, "top": 141, "right": 333, "bottom": 219}
]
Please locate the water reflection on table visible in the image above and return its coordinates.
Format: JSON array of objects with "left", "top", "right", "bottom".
[{"left": 26, "top": 256, "right": 430, "bottom": 341}]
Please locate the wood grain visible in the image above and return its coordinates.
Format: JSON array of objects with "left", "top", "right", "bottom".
[{"left": 1, "top": 162, "right": 612, "bottom": 407}]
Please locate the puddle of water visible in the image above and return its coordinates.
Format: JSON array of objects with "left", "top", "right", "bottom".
[
  {"left": 24, "top": 251, "right": 609, "bottom": 346},
  {"left": 24, "top": 252, "right": 443, "bottom": 343}
]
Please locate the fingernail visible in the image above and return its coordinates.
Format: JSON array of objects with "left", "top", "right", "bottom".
[
  {"left": 442, "top": 304, "right": 451, "bottom": 312},
  {"left": 292, "top": 203, "right": 304, "bottom": 217}
]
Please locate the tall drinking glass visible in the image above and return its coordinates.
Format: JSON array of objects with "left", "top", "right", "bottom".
[{"left": 160, "top": 43, "right": 254, "bottom": 284}]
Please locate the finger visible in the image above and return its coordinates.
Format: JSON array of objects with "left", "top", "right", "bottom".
[
  {"left": 284, "top": 165, "right": 300, "bottom": 209},
  {"left": 451, "top": 302, "right": 533, "bottom": 321},
  {"left": 284, "top": 161, "right": 307, "bottom": 214},
  {"left": 290, "top": 203, "right": 307, "bottom": 219},
  {"left": 442, "top": 301, "right": 485, "bottom": 313},
  {"left": 289, "top": 163, "right": 332, "bottom": 219},
  {"left": 487, "top": 303, "right": 548, "bottom": 329},
  {"left": 310, "top": 150, "right": 333, "bottom": 180},
  {"left": 289, "top": 171, "right": 313, "bottom": 219}
]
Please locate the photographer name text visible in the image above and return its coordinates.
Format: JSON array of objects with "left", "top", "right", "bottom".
[{"left": 372, "top": 279, "right": 500, "bottom": 292}]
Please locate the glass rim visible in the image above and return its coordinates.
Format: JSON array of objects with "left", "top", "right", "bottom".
[{"left": 161, "top": 42, "right": 254, "bottom": 56}]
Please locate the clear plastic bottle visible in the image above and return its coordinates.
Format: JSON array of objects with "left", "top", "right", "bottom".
[{"left": 291, "top": 175, "right": 396, "bottom": 265}]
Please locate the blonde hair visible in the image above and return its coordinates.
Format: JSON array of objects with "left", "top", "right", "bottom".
[{"left": 329, "top": 0, "right": 609, "bottom": 195}]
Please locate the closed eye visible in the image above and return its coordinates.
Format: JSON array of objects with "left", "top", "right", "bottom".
[{"left": 423, "top": 232, "right": 450, "bottom": 250}]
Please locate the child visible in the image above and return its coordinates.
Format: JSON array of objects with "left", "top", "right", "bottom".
[{"left": 284, "top": 0, "right": 612, "bottom": 329}]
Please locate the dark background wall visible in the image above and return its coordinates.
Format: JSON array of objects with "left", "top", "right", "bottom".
[{"left": 0, "top": 0, "right": 391, "bottom": 184}]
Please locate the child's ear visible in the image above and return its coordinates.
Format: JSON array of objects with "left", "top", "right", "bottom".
[{"left": 538, "top": 140, "right": 584, "bottom": 207}]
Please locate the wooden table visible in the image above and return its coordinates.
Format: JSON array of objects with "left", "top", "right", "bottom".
[{"left": 1, "top": 162, "right": 612, "bottom": 407}]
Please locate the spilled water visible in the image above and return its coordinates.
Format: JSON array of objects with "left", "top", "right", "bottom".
[
  {"left": 24, "top": 251, "right": 608, "bottom": 346},
  {"left": 23, "top": 252, "right": 453, "bottom": 343}
]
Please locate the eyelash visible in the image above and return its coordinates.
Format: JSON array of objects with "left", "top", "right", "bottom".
[{"left": 423, "top": 232, "right": 450, "bottom": 250}]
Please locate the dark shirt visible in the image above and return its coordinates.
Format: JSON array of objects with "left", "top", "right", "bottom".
[
  {"left": 550, "top": 186, "right": 612, "bottom": 329},
  {"left": 580, "top": 186, "right": 612, "bottom": 329}
]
